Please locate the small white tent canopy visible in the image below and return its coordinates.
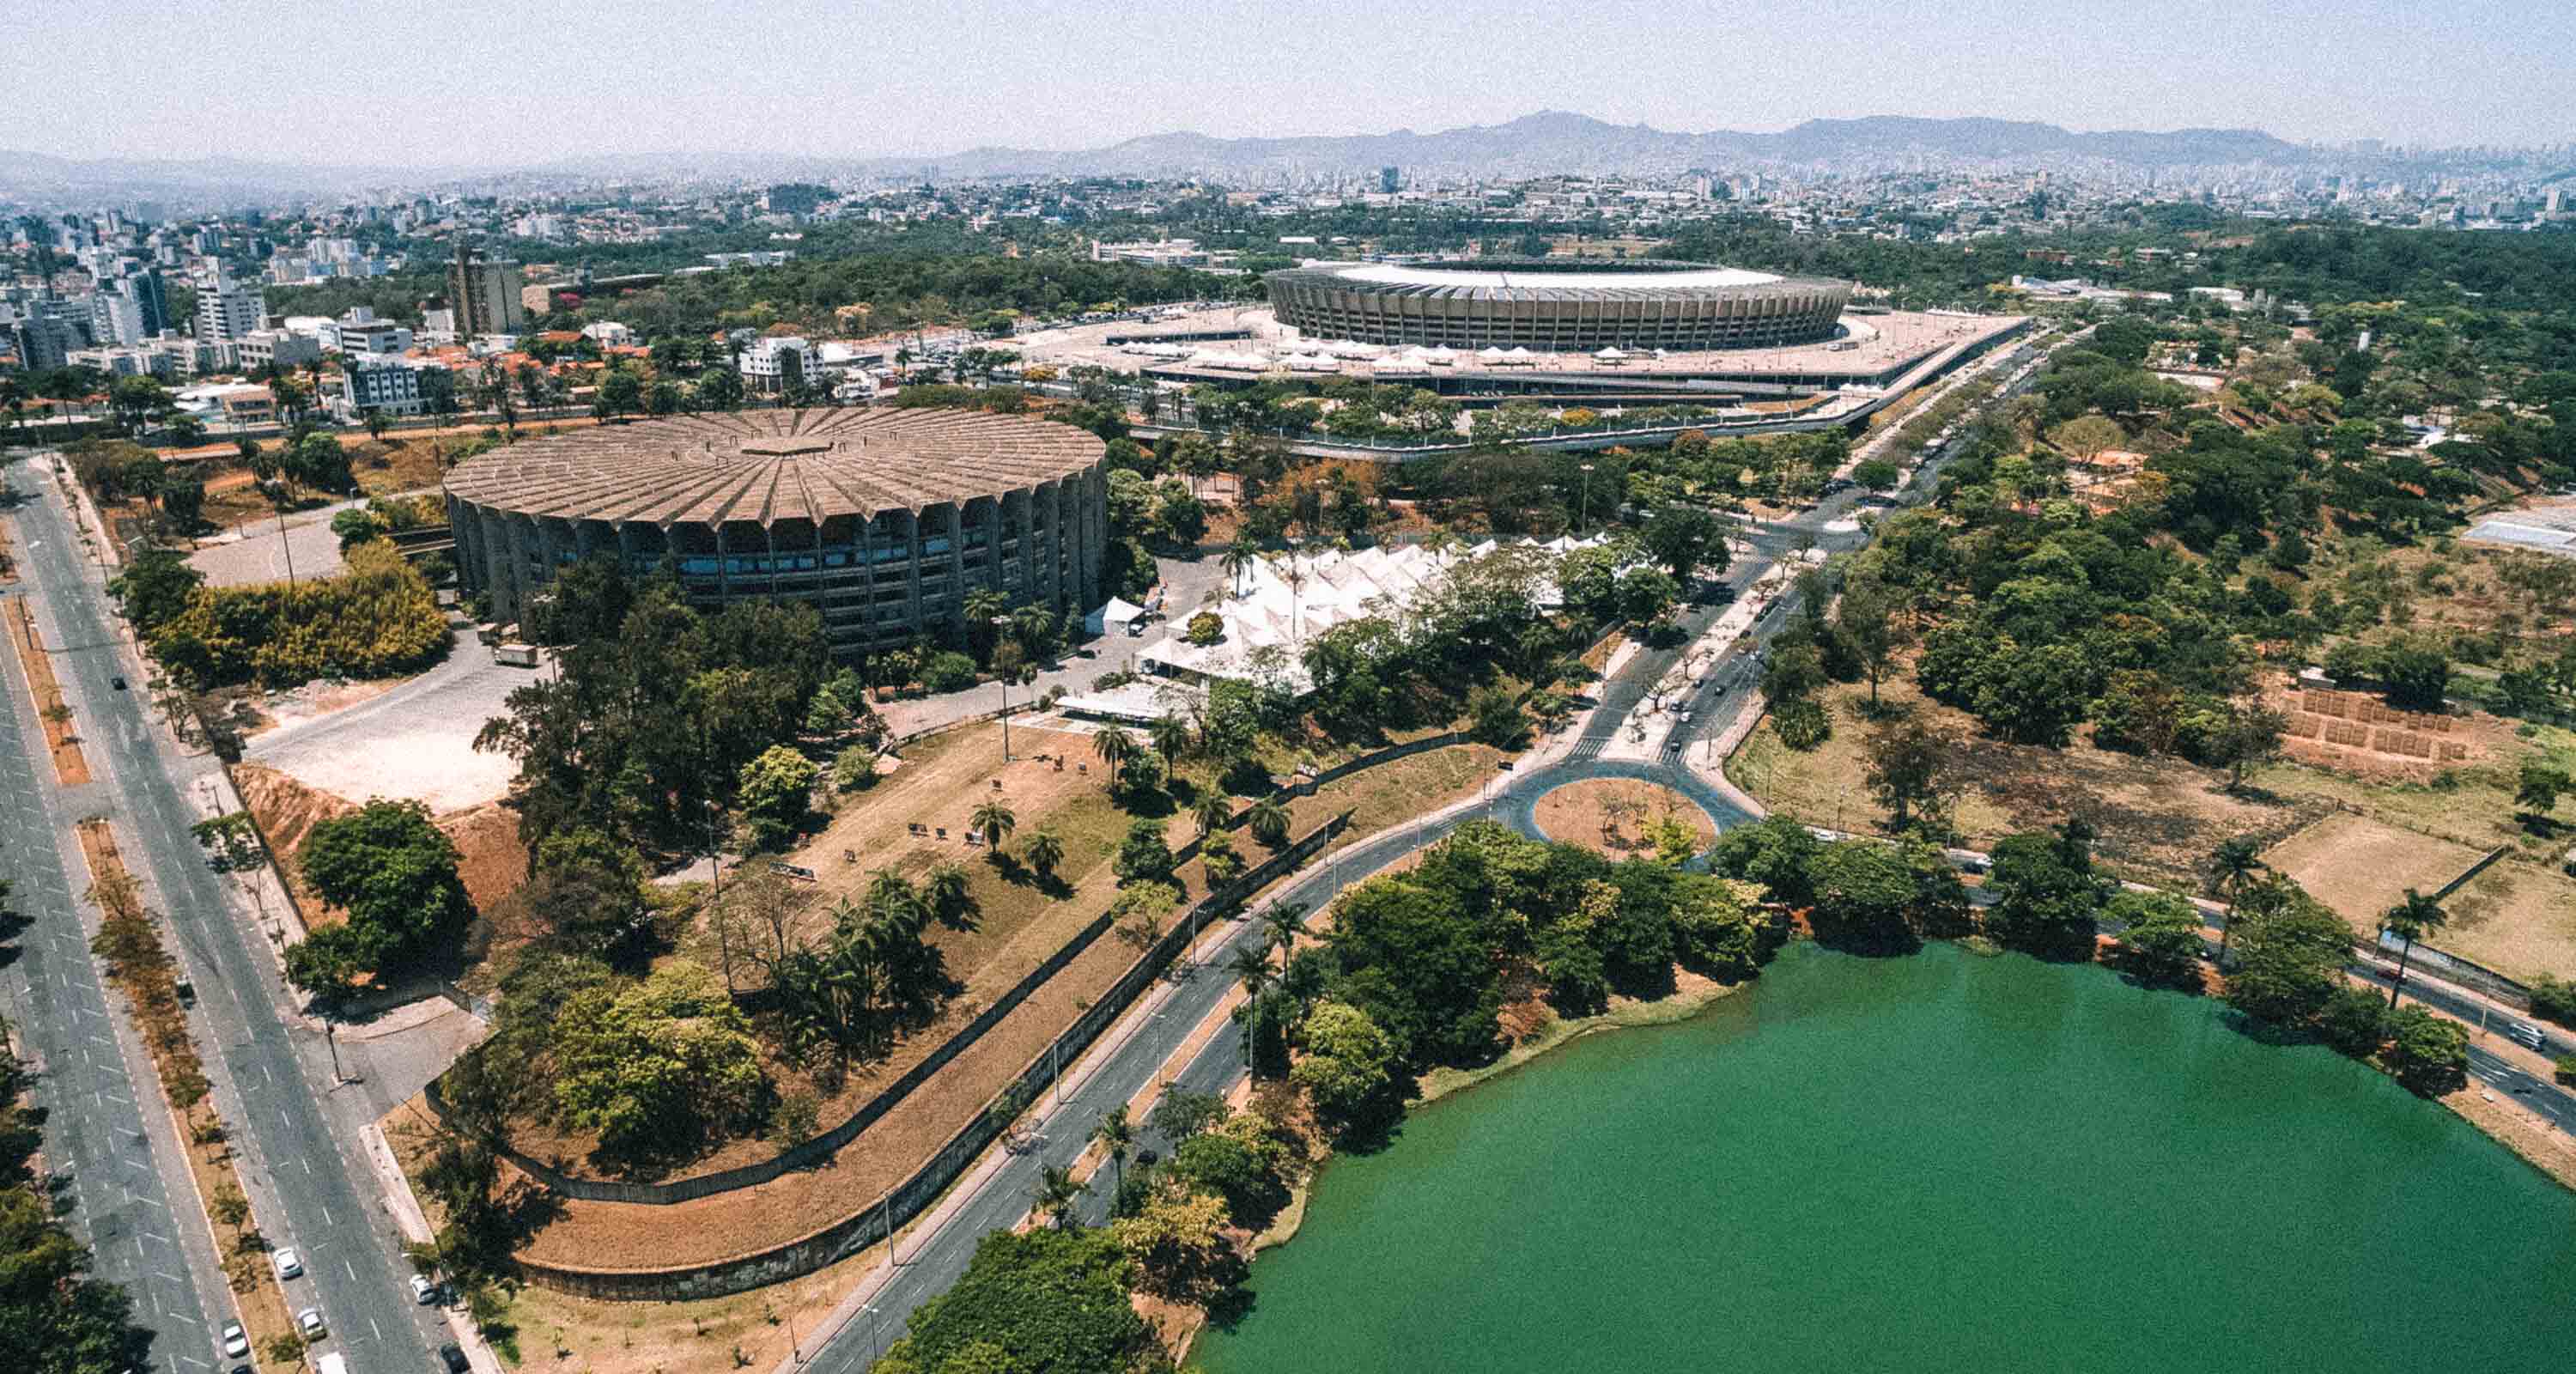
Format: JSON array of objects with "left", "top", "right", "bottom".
[{"left": 1085, "top": 596, "right": 1151, "bottom": 636}]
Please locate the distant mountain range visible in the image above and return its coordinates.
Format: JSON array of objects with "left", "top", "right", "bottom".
[
  {"left": 0, "top": 112, "right": 2488, "bottom": 212},
  {"left": 839, "top": 112, "right": 2327, "bottom": 183}
]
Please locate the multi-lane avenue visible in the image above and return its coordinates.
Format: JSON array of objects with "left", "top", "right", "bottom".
[{"left": 5, "top": 466, "right": 453, "bottom": 1372}]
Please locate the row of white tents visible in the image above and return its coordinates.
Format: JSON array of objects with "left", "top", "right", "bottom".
[{"left": 1138, "top": 534, "right": 1616, "bottom": 693}]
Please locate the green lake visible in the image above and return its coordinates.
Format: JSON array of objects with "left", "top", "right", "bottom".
[{"left": 1194, "top": 942, "right": 2576, "bottom": 1373}]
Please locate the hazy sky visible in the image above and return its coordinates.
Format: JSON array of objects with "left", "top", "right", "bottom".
[{"left": 8, "top": 0, "right": 2569, "bottom": 163}]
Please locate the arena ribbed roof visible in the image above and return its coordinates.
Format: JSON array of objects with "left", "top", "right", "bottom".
[
  {"left": 443, "top": 408, "right": 1104, "bottom": 526},
  {"left": 1334, "top": 261, "right": 1783, "bottom": 290}
]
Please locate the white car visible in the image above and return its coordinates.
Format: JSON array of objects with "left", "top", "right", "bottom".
[
  {"left": 220, "top": 1322, "right": 250, "bottom": 1358},
  {"left": 274, "top": 1247, "right": 303, "bottom": 1280},
  {"left": 410, "top": 1274, "right": 438, "bottom": 1304},
  {"left": 296, "top": 1306, "right": 326, "bottom": 1340}
]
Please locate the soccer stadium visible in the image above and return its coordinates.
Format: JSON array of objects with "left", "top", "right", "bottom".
[
  {"left": 1262, "top": 258, "right": 1853, "bottom": 352},
  {"left": 442, "top": 409, "right": 1109, "bottom": 658}
]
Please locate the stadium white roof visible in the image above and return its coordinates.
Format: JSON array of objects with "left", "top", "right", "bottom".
[{"left": 1336, "top": 262, "right": 1782, "bottom": 290}]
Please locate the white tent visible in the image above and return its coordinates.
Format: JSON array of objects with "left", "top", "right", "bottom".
[
  {"left": 1595, "top": 347, "right": 1625, "bottom": 359},
  {"left": 1084, "top": 596, "right": 1151, "bottom": 636},
  {"left": 1478, "top": 345, "right": 1507, "bottom": 362}
]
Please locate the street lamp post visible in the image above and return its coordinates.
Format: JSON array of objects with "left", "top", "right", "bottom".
[
  {"left": 1578, "top": 463, "right": 1595, "bottom": 532},
  {"left": 992, "top": 614, "right": 1014, "bottom": 762}
]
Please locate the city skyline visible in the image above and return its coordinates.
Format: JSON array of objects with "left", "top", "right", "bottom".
[{"left": 4, "top": 0, "right": 2572, "bottom": 165}]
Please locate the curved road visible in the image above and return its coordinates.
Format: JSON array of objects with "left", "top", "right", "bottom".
[{"left": 798, "top": 333, "right": 2576, "bottom": 1371}]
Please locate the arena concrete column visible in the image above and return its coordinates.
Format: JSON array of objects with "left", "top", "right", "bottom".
[
  {"left": 1034, "top": 480, "right": 1061, "bottom": 613},
  {"left": 714, "top": 523, "right": 731, "bottom": 603},
  {"left": 614, "top": 522, "right": 635, "bottom": 575},
  {"left": 1016, "top": 488, "right": 1037, "bottom": 603},
  {"left": 447, "top": 495, "right": 480, "bottom": 601},
  {"left": 1077, "top": 465, "right": 1105, "bottom": 607},
  {"left": 501, "top": 514, "right": 532, "bottom": 629},
  {"left": 573, "top": 516, "right": 596, "bottom": 562},
  {"left": 855, "top": 513, "right": 877, "bottom": 646},
  {"left": 945, "top": 502, "right": 966, "bottom": 620},
  {"left": 902, "top": 508, "right": 925, "bottom": 630},
  {"left": 475, "top": 505, "right": 514, "bottom": 624}
]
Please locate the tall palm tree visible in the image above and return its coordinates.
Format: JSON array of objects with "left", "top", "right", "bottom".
[
  {"left": 1092, "top": 725, "right": 1138, "bottom": 787},
  {"left": 864, "top": 871, "right": 926, "bottom": 933},
  {"left": 1226, "top": 945, "right": 1274, "bottom": 1076},
  {"left": 2381, "top": 889, "right": 2448, "bottom": 1009},
  {"left": 1246, "top": 796, "right": 1291, "bottom": 848},
  {"left": 1091, "top": 1105, "right": 1133, "bottom": 1200},
  {"left": 1021, "top": 825, "right": 1065, "bottom": 882},
  {"left": 1191, "top": 788, "right": 1234, "bottom": 840},
  {"left": 924, "top": 860, "right": 973, "bottom": 928},
  {"left": 1149, "top": 713, "right": 1194, "bottom": 764},
  {"left": 2205, "top": 836, "right": 2266, "bottom": 964},
  {"left": 1030, "top": 1164, "right": 1084, "bottom": 1229},
  {"left": 1221, "top": 537, "right": 1259, "bottom": 599},
  {"left": 970, "top": 799, "right": 1017, "bottom": 856},
  {"left": 1261, "top": 901, "right": 1310, "bottom": 971}
]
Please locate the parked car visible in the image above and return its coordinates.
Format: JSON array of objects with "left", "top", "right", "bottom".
[
  {"left": 438, "top": 1343, "right": 471, "bottom": 1372},
  {"left": 296, "top": 1306, "right": 326, "bottom": 1340},
  {"left": 273, "top": 1247, "right": 302, "bottom": 1280},
  {"left": 219, "top": 1322, "right": 249, "bottom": 1359},
  {"left": 411, "top": 1274, "right": 438, "bottom": 1304},
  {"left": 110, "top": 675, "right": 126, "bottom": 690}
]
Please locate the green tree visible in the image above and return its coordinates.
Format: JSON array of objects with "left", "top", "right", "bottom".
[
  {"left": 1113, "top": 818, "right": 1174, "bottom": 885},
  {"left": 2382, "top": 1005, "right": 2469, "bottom": 1094},
  {"left": 1091, "top": 725, "right": 1138, "bottom": 788},
  {"left": 1861, "top": 718, "right": 1948, "bottom": 833},
  {"left": 2107, "top": 891, "right": 2208, "bottom": 988},
  {"left": 1090, "top": 1105, "right": 1133, "bottom": 1199},
  {"left": 1290, "top": 999, "right": 1396, "bottom": 1136},
  {"left": 2205, "top": 836, "right": 2267, "bottom": 964},
  {"left": 1983, "top": 822, "right": 2111, "bottom": 956},
  {"left": 551, "top": 961, "right": 768, "bottom": 1169},
  {"left": 2379, "top": 888, "right": 2447, "bottom": 1009},
  {"left": 289, "top": 799, "right": 471, "bottom": 992},
  {"left": 735, "top": 745, "right": 818, "bottom": 851},
  {"left": 969, "top": 799, "right": 1016, "bottom": 855},
  {"left": 2221, "top": 879, "right": 2352, "bottom": 1028},
  {"left": 882, "top": 1227, "right": 1151, "bottom": 1374},
  {"left": 1641, "top": 505, "right": 1726, "bottom": 583},
  {"left": 1245, "top": 795, "right": 1291, "bottom": 848},
  {"left": 1327, "top": 873, "right": 1504, "bottom": 1067},
  {"left": 1021, "top": 824, "right": 1066, "bottom": 882},
  {"left": 2516, "top": 759, "right": 2570, "bottom": 823}
]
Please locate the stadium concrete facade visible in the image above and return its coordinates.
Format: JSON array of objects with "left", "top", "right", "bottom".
[
  {"left": 443, "top": 409, "right": 1109, "bottom": 658},
  {"left": 1264, "top": 258, "right": 1853, "bottom": 352}
]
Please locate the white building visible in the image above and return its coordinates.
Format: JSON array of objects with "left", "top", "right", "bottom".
[
  {"left": 336, "top": 313, "right": 412, "bottom": 355},
  {"left": 339, "top": 355, "right": 453, "bottom": 419},
  {"left": 738, "top": 335, "right": 817, "bottom": 394},
  {"left": 194, "top": 277, "right": 264, "bottom": 346},
  {"left": 233, "top": 327, "right": 321, "bottom": 373},
  {"left": 579, "top": 320, "right": 634, "bottom": 348}
]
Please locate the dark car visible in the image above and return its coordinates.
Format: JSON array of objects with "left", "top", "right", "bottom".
[
  {"left": 110, "top": 675, "right": 126, "bottom": 690},
  {"left": 439, "top": 1344, "right": 471, "bottom": 1372}
]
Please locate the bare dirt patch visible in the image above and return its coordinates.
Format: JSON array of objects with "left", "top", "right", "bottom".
[
  {"left": 1534, "top": 778, "right": 1716, "bottom": 856},
  {"left": 2261, "top": 812, "right": 2484, "bottom": 932},
  {"left": 1728, "top": 672, "right": 2321, "bottom": 889},
  {"left": 2434, "top": 859, "right": 2576, "bottom": 984},
  {"left": 232, "top": 763, "right": 531, "bottom": 921}
]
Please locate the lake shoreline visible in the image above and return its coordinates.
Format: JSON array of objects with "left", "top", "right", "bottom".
[{"left": 1190, "top": 939, "right": 2576, "bottom": 1374}]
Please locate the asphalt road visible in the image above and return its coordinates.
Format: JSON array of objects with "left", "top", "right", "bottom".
[
  {"left": 793, "top": 342, "right": 2045, "bottom": 1371},
  {"left": 12, "top": 468, "right": 451, "bottom": 1372},
  {"left": 0, "top": 552, "right": 228, "bottom": 1371}
]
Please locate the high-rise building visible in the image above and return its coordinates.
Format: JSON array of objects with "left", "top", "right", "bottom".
[
  {"left": 195, "top": 276, "right": 265, "bottom": 346},
  {"left": 1380, "top": 166, "right": 1400, "bottom": 194},
  {"left": 11, "top": 311, "right": 88, "bottom": 370},
  {"left": 90, "top": 291, "right": 145, "bottom": 348},
  {"left": 446, "top": 239, "right": 528, "bottom": 337}
]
